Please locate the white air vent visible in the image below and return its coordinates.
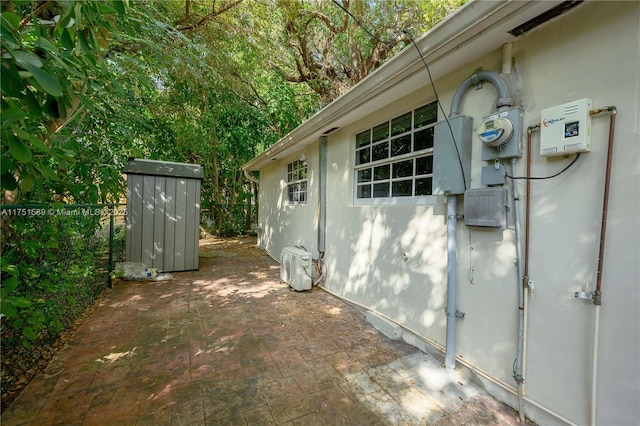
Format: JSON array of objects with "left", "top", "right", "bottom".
[{"left": 280, "top": 247, "right": 312, "bottom": 291}]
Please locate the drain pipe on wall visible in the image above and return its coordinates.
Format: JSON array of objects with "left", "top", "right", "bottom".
[
  {"left": 316, "top": 136, "right": 328, "bottom": 282},
  {"left": 243, "top": 168, "right": 260, "bottom": 185}
]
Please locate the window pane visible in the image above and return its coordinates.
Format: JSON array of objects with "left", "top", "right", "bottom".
[
  {"left": 415, "top": 177, "right": 433, "bottom": 195},
  {"left": 373, "top": 182, "right": 389, "bottom": 198},
  {"left": 415, "top": 103, "right": 438, "bottom": 128},
  {"left": 356, "top": 130, "right": 371, "bottom": 147},
  {"left": 299, "top": 168, "right": 307, "bottom": 179},
  {"left": 416, "top": 155, "right": 433, "bottom": 175},
  {"left": 357, "top": 147, "right": 370, "bottom": 165},
  {"left": 392, "top": 180, "right": 412, "bottom": 197},
  {"left": 357, "top": 168, "right": 372, "bottom": 183},
  {"left": 391, "top": 112, "right": 411, "bottom": 136},
  {"left": 391, "top": 135, "right": 411, "bottom": 157},
  {"left": 373, "top": 164, "right": 390, "bottom": 181},
  {"left": 372, "top": 141, "right": 389, "bottom": 162},
  {"left": 372, "top": 122, "right": 389, "bottom": 142},
  {"left": 358, "top": 184, "right": 372, "bottom": 199},
  {"left": 288, "top": 185, "right": 294, "bottom": 201},
  {"left": 414, "top": 127, "right": 434, "bottom": 151},
  {"left": 393, "top": 159, "right": 413, "bottom": 178},
  {"left": 288, "top": 163, "right": 293, "bottom": 172}
]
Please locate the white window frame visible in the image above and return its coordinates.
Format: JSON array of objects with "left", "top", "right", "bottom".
[
  {"left": 354, "top": 102, "right": 438, "bottom": 206},
  {"left": 286, "top": 159, "right": 307, "bottom": 205}
]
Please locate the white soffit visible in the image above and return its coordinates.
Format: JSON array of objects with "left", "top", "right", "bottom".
[{"left": 244, "top": 0, "right": 568, "bottom": 171}]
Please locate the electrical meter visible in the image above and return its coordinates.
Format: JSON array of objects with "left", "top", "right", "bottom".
[
  {"left": 477, "top": 118, "right": 513, "bottom": 147},
  {"left": 479, "top": 107, "right": 523, "bottom": 161}
]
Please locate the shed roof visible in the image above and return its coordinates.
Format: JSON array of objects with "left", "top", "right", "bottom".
[{"left": 123, "top": 158, "right": 204, "bottom": 180}]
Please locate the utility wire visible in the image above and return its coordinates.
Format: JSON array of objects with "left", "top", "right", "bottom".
[
  {"left": 403, "top": 30, "right": 467, "bottom": 192},
  {"left": 330, "top": 0, "right": 467, "bottom": 192},
  {"left": 330, "top": 0, "right": 397, "bottom": 45},
  {"left": 506, "top": 153, "right": 582, "bottom": 180}
]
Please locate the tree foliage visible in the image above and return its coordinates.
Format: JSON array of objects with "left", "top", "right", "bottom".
[
  {"left": 0, "top": 0, "right": 466, "bottom": 340},
  {"left": 2, "top": 0, "right": 465, "bottom": 207}
]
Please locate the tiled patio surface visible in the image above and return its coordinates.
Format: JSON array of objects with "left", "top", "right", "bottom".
[{"left": 1, "top": 239, "right": 522, "bottom": 425}]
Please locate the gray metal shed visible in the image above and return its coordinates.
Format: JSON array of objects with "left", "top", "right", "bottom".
[{"left": 124, "top": 158, "right": 204, "bottom": 272}]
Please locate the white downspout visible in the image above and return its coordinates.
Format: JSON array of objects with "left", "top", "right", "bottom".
[{"left": 243, "top": 168, "right": 259, "bottom": 185}]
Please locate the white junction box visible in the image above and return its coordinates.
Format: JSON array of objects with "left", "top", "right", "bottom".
[
  {"left": 540, "top": 98, "right": 592, "bottom": 157},
  {"left": 280, "top": 247, "right": 312, "bottom": 291}
]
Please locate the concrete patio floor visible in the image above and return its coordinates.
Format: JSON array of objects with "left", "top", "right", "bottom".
[{"left": 1, "top": 238, "right": 523, "bottom": 425}]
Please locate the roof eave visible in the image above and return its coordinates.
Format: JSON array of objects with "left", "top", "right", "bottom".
[{"left": 243, "top": 0, "right": 561, "bottom": 172}]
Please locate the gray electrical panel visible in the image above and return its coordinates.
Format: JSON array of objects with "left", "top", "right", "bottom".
[
  {"left": 433, "top": 115, "right": 473, "bottom": 195},
  {"left": 481, "top": 164, "right": 507, "bottom": 186},
  {"left": 464, "top": 188, "right": 508, "bottom": 228}
]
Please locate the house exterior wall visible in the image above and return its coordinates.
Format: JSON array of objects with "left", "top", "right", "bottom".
[
  {"left": 256, "top": 2, "right": 639, "bottom": 425},
  {"left": 257, "top": 141, "right": 320, "bottom": 259}
]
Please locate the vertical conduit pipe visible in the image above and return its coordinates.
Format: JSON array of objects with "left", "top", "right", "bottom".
[
  {"left": 510, "top": 158, "right": 526, "bottom": 422},
  {"left": 445, "top": 70, "right": 514, "bottom": 374},
  {"left": 521, "top": 124, "right": 539, "bottom": 419},
  {"left": 444, "top": 194, "right": 458, "bottom": 372}
]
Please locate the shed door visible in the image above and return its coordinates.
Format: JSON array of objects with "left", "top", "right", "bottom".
[{"left": 126, "top": 175, "right": 200, "bottom": 272}]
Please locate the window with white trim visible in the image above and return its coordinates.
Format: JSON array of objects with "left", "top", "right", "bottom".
[
  {"left": 287, "top": 159, "right": 307, "bottom": 204},
  {"left": 355, "top": 102, "right": 438, "bottom": 200}
]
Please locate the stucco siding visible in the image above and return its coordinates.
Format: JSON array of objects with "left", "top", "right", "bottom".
[
  {"left": 253, "top": 2, "right": 640, "bottom": 425},
  {"left": 258, "top": 142, "right": 320, "bottom": 260}
]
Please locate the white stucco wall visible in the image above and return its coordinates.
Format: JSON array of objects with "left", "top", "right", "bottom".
[
  {"left": 258, "top": 141, "right": 320, "bottom": 259},
  {"left": 256, "top": 2, "right": 639, "bottom": 425}
]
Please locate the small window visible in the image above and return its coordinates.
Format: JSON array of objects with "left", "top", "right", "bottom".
[{"left": 287, "top": 159, "right": 307, "bottom": 204}]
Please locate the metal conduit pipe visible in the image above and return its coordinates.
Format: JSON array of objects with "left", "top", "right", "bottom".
[
  {"left": 593, "top": 106, "right": 617, "bottom": 304},
  {"left": 444, "top": 69, "right": 515, "bottom": 374},
  {"left": 521, "top": 124, "right": 539, "bottom": 420},
  {"left": 449, "top": 71, "right": 513, "bottom": 117},
  {"left": 510, "top": 158, "right": 526, "bottom": 423},
  {"left": 444, "top": 194, "right": 458, "bottom": 372}
]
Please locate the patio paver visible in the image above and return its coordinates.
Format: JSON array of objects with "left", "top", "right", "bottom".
[{"left": 1, "top": 240, "right": 523, "bottom": 425}]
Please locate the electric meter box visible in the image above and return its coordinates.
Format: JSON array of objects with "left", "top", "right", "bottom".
[
  {"left": 433, "top": 115, "right": 473, "bottom": 195},
  {"left": 480, "top": 107, "right": 523, "bottom": 161},
  {"left": 540, "top": 98, "right": 592, "bottom": 157},
  {"left": 464, "top": 188, "right": 508, "bottom": 228}
]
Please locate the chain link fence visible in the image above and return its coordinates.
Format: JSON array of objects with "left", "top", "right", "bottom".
[{"left": 0, "top": 204, "right": 126, "bottom": 409}]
